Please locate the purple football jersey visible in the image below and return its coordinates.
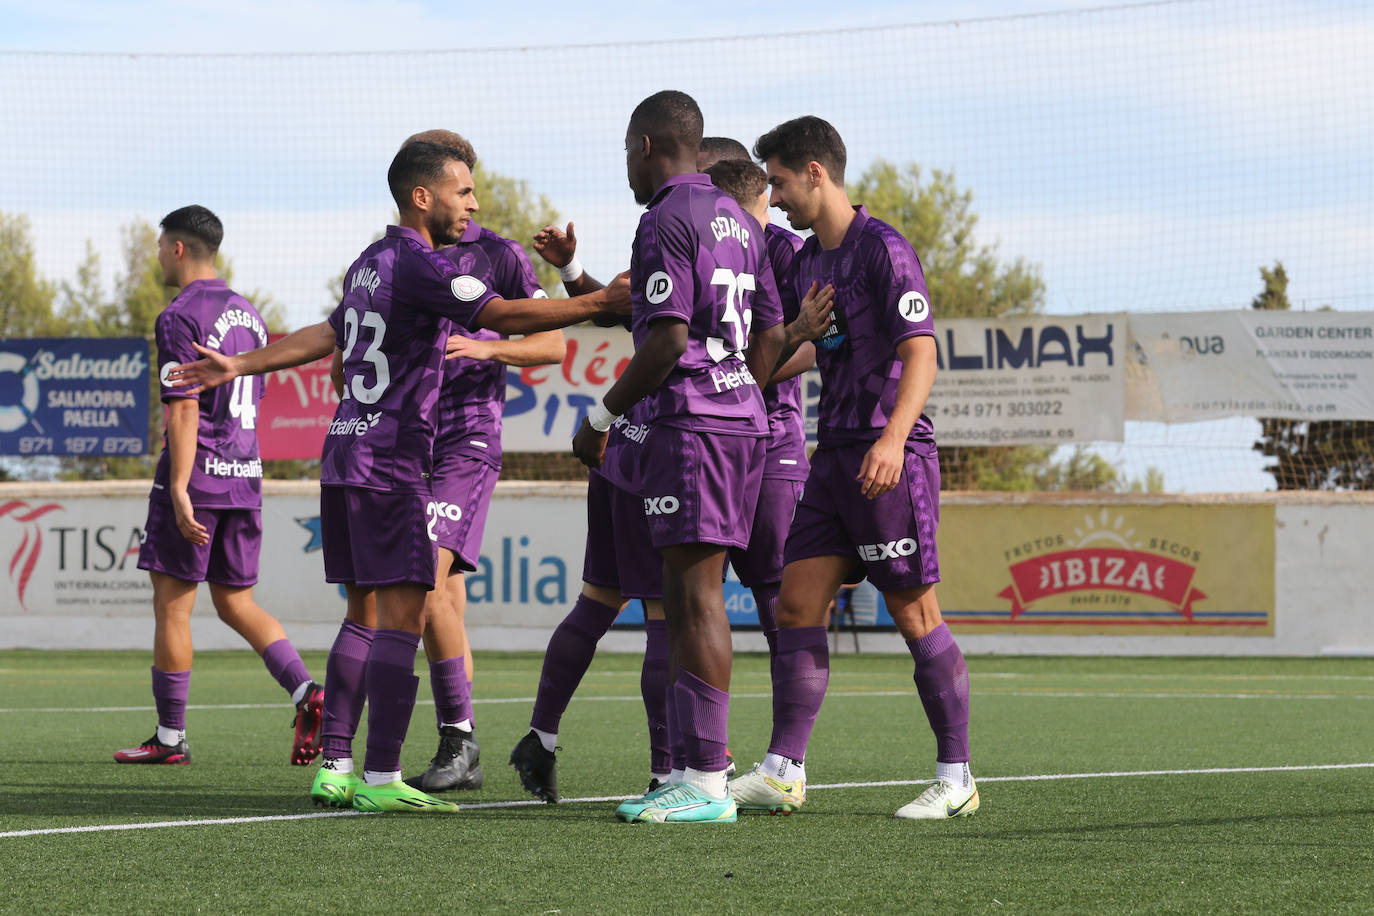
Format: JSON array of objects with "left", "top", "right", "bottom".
[
  {"left": 433, "top": 221, "right": 546, "bottom": 468},
  {"left": 762, "top": 223, "right": 808, "bottom": 480},
  {"left": 629, "top": 173, "right": 782, "bottom": 436},
  {"left": 152, "top": 278, "right": 268, "bottom": 509},
  {"left": 783, "top": 206, "right": 935, "bottom": 445},
  {"left": 321, "top": 225, "right": 498, "bottom": 493}
]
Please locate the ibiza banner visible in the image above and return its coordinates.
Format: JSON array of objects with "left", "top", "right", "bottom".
[
  {"left": 1127, "top": 311, "right": 1374, "bottom": 422},
  {"left": 0, "top": 338, "right": 149, "bottom": 457},
  {"left": 936, "top": 504, "right": 1275, "bottom": 634}
]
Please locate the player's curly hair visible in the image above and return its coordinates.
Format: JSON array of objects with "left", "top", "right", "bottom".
[
  {"left": 754, "top": 116, "right": 847, "bottom": 184},
  {"left": 629, "top": 90, "right": 704, "bottom": 161},
  {"left": 401, "top": 129, "right": 477, "bottom": 169}
]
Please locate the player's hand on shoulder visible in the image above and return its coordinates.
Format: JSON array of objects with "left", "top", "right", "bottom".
[
  {"left": 572, "top": 417, "right": 609, "bottom": 468},
  {"left": 794, "top": 282, "right": 836, "bottom": 341},
  {"left": 445, "top": 334, "right": 495, "bottom": 362},
  {"left": 171, "top": 490, "right": 210, "bottom": 546},
  {"left": 533, "top": 221, "right": 577, "bottom": 267},
  {"left": 165, "top": 342, "right": 237, "bottom": 395}
]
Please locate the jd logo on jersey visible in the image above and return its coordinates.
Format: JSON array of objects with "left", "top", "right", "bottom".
[
  {"left": 898, "top": 291, "right": 930, "bottom": 324},
  {"left": 645, "top": 271, "right": 673, "bottom": 305}
]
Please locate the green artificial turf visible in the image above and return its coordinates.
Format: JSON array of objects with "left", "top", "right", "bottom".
[{"left": 1, "top": 651, "right": 1371, "bottom": 913}]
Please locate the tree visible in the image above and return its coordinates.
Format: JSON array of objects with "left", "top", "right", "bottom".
[
  {"left": 472, "top": 163, "right": 562, "bottom": 295},
  {"left": 1249, "top": 261, "right": 1373, "bottom": 489},
  {"left": 0, "top": 212, "right": 60, "bottom": 337},
  {"left": 851, "top": 162, "right": 1151, "bottom": 491}
]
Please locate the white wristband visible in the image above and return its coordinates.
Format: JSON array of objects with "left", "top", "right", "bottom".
[
  {"left": 557, "top": 257, "right": 584, "bottom": 283},
  {"left": 586, "top": 400, "right": 620, "bottom": 432}
]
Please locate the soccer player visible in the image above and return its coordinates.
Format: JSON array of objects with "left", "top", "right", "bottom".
[
  {"left": 698, "top": 147, "right": 814, "bottom": 658},
  {"left": 506, "top": 223, "right": 672, "bottom": 803},
  {"left": 117, "top": 205, "right": 323, "bottom": 767},
  {"left": 399, "top": 129, "right": 567, "bottom": 794},
  {"left": 727, "top": 116, "right": 978, "bottom": 820},
  {"left": 570, "top": 90, "right": 785, "bottom": 824},
  {"left": 167, "top": 142, "right": 629, "bottom": 812}
]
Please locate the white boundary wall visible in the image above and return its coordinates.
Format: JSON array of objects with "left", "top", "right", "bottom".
[{"left": 1, "top": 482, "right": 1370, "bottom": 656}]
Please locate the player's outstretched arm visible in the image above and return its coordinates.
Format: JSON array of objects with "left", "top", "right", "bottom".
[
  {"left": 775, "top": 281, "right": 835, "bottom": 372},
  {"left": 571, "top": 317, "right": 688, "bottom": 467},
  {"left": 166, "top": 321, "right": 334, "bottom": 394},
  {"left": 445, "top": 329, "right": 566, "bottom": 367},
  {"left": 533, "top": 222, "right": 606, "bottom": 296},
  {"left": 857, "top": 335, "right": 937, "bottom": 499},
  {"left": 165, "top": 398, "right": 209, "bottom": 546},
  {"left": 476, "top": 272, "right": 630, "bottom": 336}
]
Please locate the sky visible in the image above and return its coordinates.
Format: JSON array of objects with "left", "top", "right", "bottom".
[{"left": 1, "top": 0, "right": 1369, "bottom": 491}]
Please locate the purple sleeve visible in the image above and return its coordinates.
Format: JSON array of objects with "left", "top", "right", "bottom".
[
  {"left": 494, "top": 239, "right": 546, "bottom": 300},
  {"left": 874, "top": 237, "right": 934, "bottom": 343},
  {"left": 631, "top": 207, "right": 696, "bottom": 327},
  {"left": 154, "top": 310, "right": 201, "bottom": 403},
  {"left": 402, "top": 245, "right": 499, "bottom": 330},
  {"left": 750, "top": 256, "right": 783, "bottom": 332}
]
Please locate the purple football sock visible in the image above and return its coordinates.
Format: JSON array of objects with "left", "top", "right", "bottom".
[
  {"left": 363, "top": 629, "right": 421, "bottom": 775},
  {"left": 666, "top": 671, "right": 686, "bottom": 771},
  {"left": 641, "top": 620, "right": 671, "bottom": 774},
  {"left": 752, "top": 583, "right": 780, "bottom": 660},
  {"left": 261, "top": 638, "right": 311, "bottom": 697},
  {"left": 674, "top": 669, "right": 730, "bottom": 773},
  {"left": 430, "top": 656, "right": 471, "bottom": 729},
  {"left": 321, "top": 620, "right": 373, "bottom": 760},
  {"left": 766, "top": 626, "right": 830, "bottom": 762},
  {"left": 908, "top": 623, "right": 971, "bottom": 763},
  {"left": 151, "top": 667, "right": 190, "bottom": 731},
  {"left": 529, "top": 594, "right": 619, "bottom": 733}
]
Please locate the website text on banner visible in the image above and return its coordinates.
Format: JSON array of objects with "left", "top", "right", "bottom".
[
  {"left": 1127, "top": 311, "right": 1374, "bottom": 423},
  {"left": 0, "top": 338, "right": 148, "bottom": 457},
  {"left": 918, "top": 313, "right": 1125, "bottom": 446}
]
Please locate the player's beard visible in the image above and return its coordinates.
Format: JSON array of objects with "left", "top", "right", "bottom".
[{"left": 430, "top": 213, "right": 464, "bottom": 247}]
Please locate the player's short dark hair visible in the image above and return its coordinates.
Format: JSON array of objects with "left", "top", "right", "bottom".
[
  {"left": 699, "top": 136, "right": 751, "bottom": 168},
  {"left": 754, "top": 116, "right": 847, "bottom": 184},
  {"left": 159, "top": 205, "right": 223, "bottom": 259},
  {"left": 705, "top": 159, "right": 768, "bottom": 211},
  {"left": 629, "top": 90, "right": 704, "bottom": 160},
  {"left": 401, "top": 129, "right": 477, "bottom": 169},
  {"left": 387, "top": 140, "right": 466, "bottom": 211}
]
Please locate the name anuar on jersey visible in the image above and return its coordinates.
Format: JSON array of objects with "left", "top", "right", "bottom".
[
  {"left": 206, "top": 309, "right": 268, "bottom": 350},
  {"left": 350, "top": 266, "right": 382, "bottom": 297},
  {"left": 710, "top": 216, "right": 751, "bottom": 249}
]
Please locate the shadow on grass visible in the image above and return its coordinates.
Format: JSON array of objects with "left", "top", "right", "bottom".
[{"left": 0, "top": 781, "right": 312, "bottom": 819}]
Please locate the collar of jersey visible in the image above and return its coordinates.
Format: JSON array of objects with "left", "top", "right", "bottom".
[
  {"left": 385, "top": 224, "right": 429, "bottom": 247},
  {"left": 648, "top": 172, "right": 713, "bottom": 207}
]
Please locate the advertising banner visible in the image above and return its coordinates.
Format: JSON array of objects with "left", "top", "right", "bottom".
[
  {"left": 935, "top": 504, "right": 1275, "bottom": 634},
  {"left": 0, "top": 338, "right": 149, "bottom": 457},
  {"left": 921, "top": 314, "right": 1126, "bottom": 446},
  {"left": 257, "top": 336, "right": 338, "bottom": 460},
  {"left": 500, "top": 326, "right": 634, "bottom": 451},
  {"left": 1127, "top": 311, "right": 1374, "bottom": 422}
]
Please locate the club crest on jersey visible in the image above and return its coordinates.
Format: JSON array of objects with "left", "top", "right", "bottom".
[
  {"left": 645, "top": 271, "right": 673, "bottom": 304},
  {"left": 898, "top": 291, "right": 930, "bottom": 324},
  {"left": 452, "top": 275, "right": 488, "bottom": 302}
]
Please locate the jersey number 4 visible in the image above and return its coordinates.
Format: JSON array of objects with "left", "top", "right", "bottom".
[
  {"left": 227, "top": 376, "right": 257, "bottom": 430},
  {"left": 340, "top": 308, "right": 391, "bottom": 404}
]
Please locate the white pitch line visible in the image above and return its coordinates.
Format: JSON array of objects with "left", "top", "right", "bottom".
[
  {"left": 4, "top": 761, "right": 1371, "bottom": 840},
  {"left": 4, "top": 685, "right": 1372, "bottom": 717}
]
